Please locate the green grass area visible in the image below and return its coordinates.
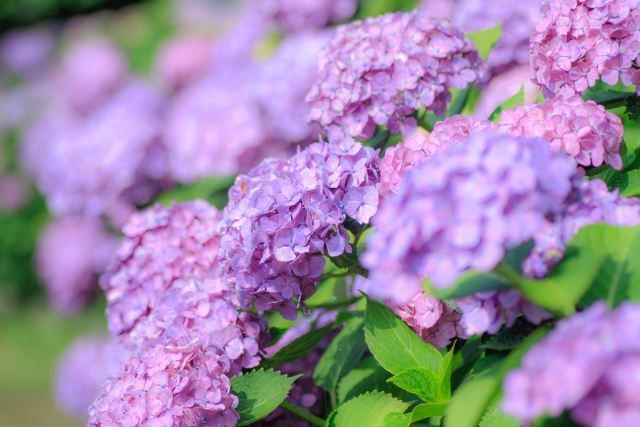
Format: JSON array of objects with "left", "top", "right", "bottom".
[{"left": 0, "top": 302, "right": 108, "bottom": 427}]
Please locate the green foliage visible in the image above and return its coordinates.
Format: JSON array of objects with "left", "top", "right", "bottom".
[
  {"left": 313, "top": 317, "right": 367, "bottom": 408},
  {"left": 152, "top": 175, "right": 235, "bottom": 210},
  {"left": 268, "top": 327, "right": 288, "bottom": 346},
  {"left": 356, "top": 0, "right": 420, "bottom": 19},
  {"left": 568, "top": 224, "right": 640, "bottom": 307},
  {"left": 426, "top": 271, "right": 512, "bottom": 300},
  {"left": 388, "top": 368, "right": 443, "bottom": 402},
  {"left": 626, "top": 94, "right": 640, "bottom": 123},
  {"left": 612, "top": 170, "right": 640, "bottom": 197},
  {"left": 533, "top": 412, "right": 583, "bottom": 427},
  {"left": 262, "top": 324, "right": 334, "bottom": 370},
  {"left": 465, "top": 22, "right": 504, "bottom": 61},
  {"left": 482, "top": 317, "right": 539, "bottom": 351},
  {"left": 479, "top": 402, "right": 520, "bottom": 427},
  {"left": 327, "top": 392, "right": 410, "bottom": 427},
  {"left": 582, "top": 89, "right": 633, "bottom": 109},
  {"left": 516, "top": 247, "right": 605, "bottom": 316},
  {"left": 364, "top": 299, "right": 443, "bottom": 375},
  {"left": 444, "top": 326, "right": 550, "bottom": 427},
  {"left": 337, "top": 357, "right": 394, "bottom": 405},
  {"left": 488, "top": 85, "right": 524, "bottom": 122},
  {"left": 230, "top": 369, "right": 300, "bottom": 426}
]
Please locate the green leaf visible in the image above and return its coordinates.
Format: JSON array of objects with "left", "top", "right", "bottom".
[
  {"left": 503, "top": 240, "right": 534, "bottom": 273},
  {"left": 327, "top": 392, "right": 410, "bottom": 427},
  {"left": 153, "top": 175, "right": 235, "bottom": 208},
  {"left": 388, "top": 367, "right": 443, "bottom": 403},
  {"left": 381, "top": 412, "right": 412, "bottom": 427},
  {"left": 444, "top": 327, "right": 550, "bottom": 427},
  {"left": 482, "top": 317, "right": 539, "bottom": 351},
  {"left": 582, "top": 89, "right": 633, "bottom": 108},
  {"left": 626, "top": 94, "right": 640, "bottom": 123},
  {"left": 569, "top": 224, "right": 640, "bottom": 307},
  {"left": 488, "top": 85, "right": 524, "bottom": 122},
  {"left": 410, "top": 403, "right": 449, "bottom": 422},
  {"left": 313, "top": 317, "right": 367, "bottom": 407},
  {"left": 268, "top": 327, "right": 288, "bottom": 346},
  {"left": 516, "top": 247, "right": 606, "bottom": 316},
  {"left": 337, "top": 357, "right": 394, "bottom": 405},
  {"left": 533, "top": 412, "right": 583, "bottom": 427},
  {"left": 364, "top": 299, "right": 443, "bottom": 375},
  {"left": 479, "top": 401, "right": 520, "bottom": 427},
  {"left": 614, "top": 170, "right": 640, "bottom": 197},
  {"left": 427, "top": 271, "right": 512, "bottom": 300},
  {"left": 438, "top": 346, "right": 455, "bottom": 400},
  {"left": 263, "top": 324, "right": 334, "bottom": 370},
  {"left": 466, "top": 22, "right": 504, "bottom": 61},
  {"left": 230, "top": 369, "right": 301, "bottom": 426}
]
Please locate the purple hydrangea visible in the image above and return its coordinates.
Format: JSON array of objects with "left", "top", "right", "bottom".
[
  {"left": 503, "top": 301, "right": 640, "bottom": 426},
  {"left": 497, "top": 95, "right": 625, "bottom": 169},
  {"left": 531, "top": 0, "right": 640, "bottom": 98},
  {"left": 54, "top": 335, "right": 129, "bottom": 420},
  {"left": 363, "top": 131, "right": 577, "bottom": 302},
  {"left": 388, "top": 291, "right": 470, "bottom": 348},
  {"left": 452, "top": 290, "right": 552, "bottom": 335},
  {"left": 22, "top": 81, "right": 170, "bottom": 226},
  {"left": 379, "top": 115, "right": 495, "bottom": 197},
  {"left": 524, "top": 178, "right": 640, "bottom": 278},
  {"left": 163, "top": 72, "right": 269, "bottom": 182},
  {"left": 254, "top": 0, "right": 358, "bottom": 32},
  {"left": 155, "top": 36, "right": 215, "bottom": 90},
  {"left": 0, "top": 173, "right": 28, "bottom": 212},
  {"left": 0, "top": 27, "right": 54, "bottom": 77},
  {"left": 36, "top": 218, "right": 118, "bottom": 315},
  {"left": 254, "top": 31, "right": 333, "bottom": 146},
  {"left": 305, "top": 11, "right": 486, "bottom": 140},
  {"left": 218, "top": 137, "right": 380, "bottom": 319},
  {"left": 87, "top": 341, "right": 239, "bottom": 427}
]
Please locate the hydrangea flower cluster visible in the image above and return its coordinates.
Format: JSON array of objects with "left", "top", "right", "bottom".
[
  {"left": 363, "top": 131, "right": 577, "bottom": 302},
  {"left": 219, "top": 137, "right": 380, "bottom": 319},
  {"left": 254, "top": 31, "right": 333, "bottom": 146},
  {"left": 497, "top": 95, "right": 625, "bottom": 169},
  {"left": 0, "top": 27, "right": 54, "bottom": 77},
  {"left": 101, "top": 201, "right": 267, "bottom": 365},
  {"left": 36, "top": 218, "right": 118, "bottom": 315},
  {"left": 54, "top": 335, "right": 129, "bottom": 419},
  {"left": 155, "top": 36, "right": 215, "bottom": 90},
  {"left": 379, "top": 115, "right": 495, "bottom": 197},
  {"left": 163, "top": 72, "right": 268, "bottom": 182},
  {"left": 87, "top": 341, "right": 239, "bottom": 427},
  {"left": 531, "top": 0, "right": 640, "bottom": 98},
  {"left": 22, "top": 82, "right": 169, "bottom": 226},
  {"left": 306, "top": 11, "right": 486, "bottom": 140},
  {"left": 387, "top": 292, "right": 470, "bottom": 348},
  {"left": 254, "top": 0, "right": 358, "bottom": 32},
  {"left": 503, "top": 301, "right": 640, "bottom": 426},
  {"left": 452, "top": 290, "right": 552, "bottom": 335},
  {"left": 524, "top": 178, "right": 640, "bottom": 278}
]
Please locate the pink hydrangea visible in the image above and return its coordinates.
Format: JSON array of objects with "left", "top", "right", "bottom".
[
  {"left": 497, "top": 95, "right": 625, "bottom": 169},
  {"left": 254, "top": 0, "right": 357, "bottom": 32},
  {"left": 363, "top": 131, "right": 577, "bottom": 302},
  {"left": 155, "top": 36, "right": 215, "bottom": 90},
  {"left": 57, "top": 38, "right": 128, "bottom": 112},
  {"left": 379, "top": 115, "right": 496, "bottom": 197},
  {"left": 21, "top": 82, "right": 170, "bottom": 226},
  {"left": 388, "top": 291, "right": 470, "bottom": 348},
  {"left": 531, "top": 0, "right": 640, "bottom": 98},
  {"left": 54, "top": 335, "right": 129, "bottom": 420},
  {"left": 218, "top": 137, "right": 380, "bottom": 319},
  {"left": 36, "top": 218, "right": 118, "bottom": 315},
  {"left": 87, "top": 341, "right": 239, "bottom": 427},
  {"left": 503, "top": 301, "right": 640, "bottom": 427},
  {"left": 305, "top": 11, "right": 485, "bottom": 140}
]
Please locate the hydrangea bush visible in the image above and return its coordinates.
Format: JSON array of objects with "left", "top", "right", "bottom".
[{"left": 7, "top": 2, "right": 640, "bottom": 427}]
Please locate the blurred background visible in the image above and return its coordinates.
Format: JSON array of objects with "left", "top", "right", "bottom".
[{"left": 0, "top": 0, "right": 565, "bottom": 425}]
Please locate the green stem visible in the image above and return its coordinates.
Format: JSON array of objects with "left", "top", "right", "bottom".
[
  {"left": 308, "top": 296, "right": 363, "bottom": 310},
  {"left": 353, "top": 224, "right": 371, "bottom": 248},
  {"left": 279, "top": 401, "right": 326, "bottom": 426},
  {"left": 323, "top": 270, "right": 351, "bottom": 279}
]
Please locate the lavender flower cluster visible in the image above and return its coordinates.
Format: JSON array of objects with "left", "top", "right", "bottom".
[
  {"left": 378, "top": 115, "right": 495, "bottom": 197},
  {"left": 363, "top": 131, "right": 577, "bottom": 302},
  {"left": 253, "top": 0, "right": 358, "bottom": 33},
  {"left": 306, "top": 11, "right": 486, "bottom": 140},
  {"left": 88, "top": 341, "right": 240, "bottom": 427},
  {"left": 219, "top": 137, "right": 380, "bottom": 319},
  {"left": 503, "top": 301, "right": 640, "bottom": 426},
  {"left": 531, "top": 0, "right": 640, "bottom": 98},
  {"left": 497, "top": 95, "right": 625, "bottom": 169}
]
